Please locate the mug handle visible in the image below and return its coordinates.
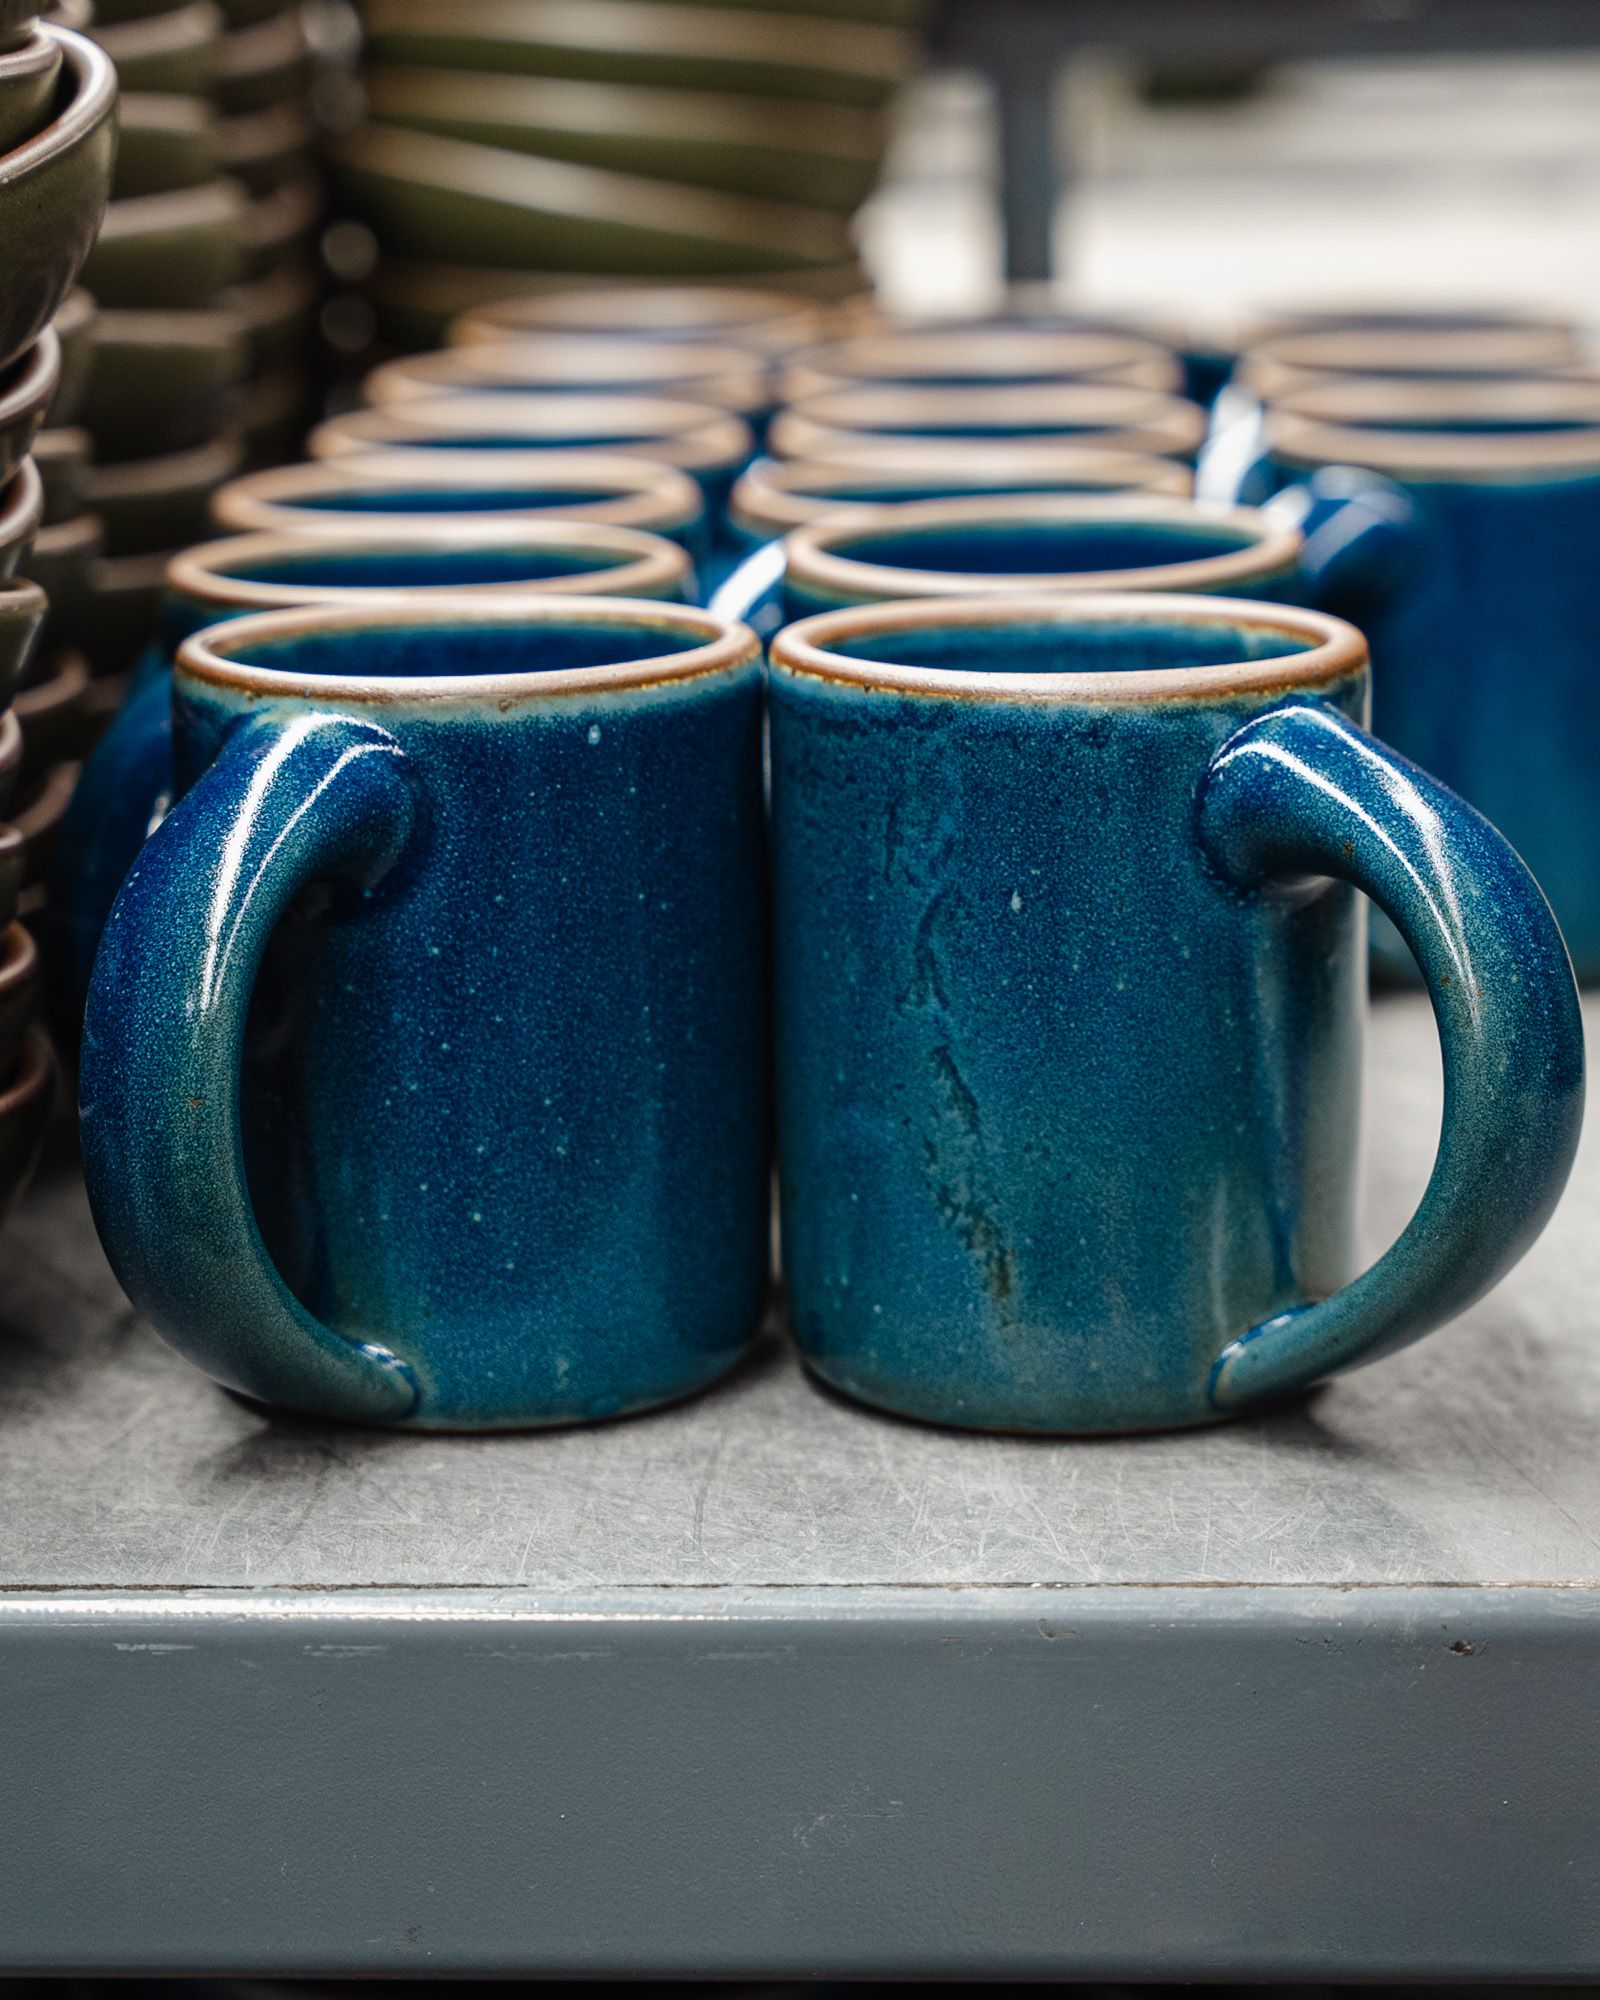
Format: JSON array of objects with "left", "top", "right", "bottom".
[
  {"left": 54, "top": 654, "right": 175, "bottom": 1028},
  {"left": 80, "top": 709, "right": 423, "bottom": 1423},
  {"left": 1195, "top": 698, "right": 1585, "bottom": 1412},
  {"left": 1262, "top": 465, "right": 1417, "bottom": 615},
  {"left": 1197, "top": 400, "right": 1418, "bottom": 612},
  {"left": 709, "top": 536, "right": 787, "bottom": 636}
]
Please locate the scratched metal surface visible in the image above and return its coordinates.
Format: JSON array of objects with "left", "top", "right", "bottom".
[{"left": 0, "top": 989, "right": 1594, "bottom": 1591}]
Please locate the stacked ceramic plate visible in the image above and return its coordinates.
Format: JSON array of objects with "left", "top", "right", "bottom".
[
  {"left": 81, "top": 0, "right": 320, "bottom": 682},
  {"left": 335, "top": 0, "right": 924, "bottom": 351},
  {"left": 0, "top": 7, "right": 116, "bottom": 1205}
]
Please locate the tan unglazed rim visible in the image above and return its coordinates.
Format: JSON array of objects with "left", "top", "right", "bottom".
[
  {"left": 770, "top": 386, "right": 1204, "bottom": 463},
  {"left": 784, "top": 493, "right": 1303, "bottom": 603},
  {"left": 306, "top": 392, "right": 753, "bottom": 475},
  {"left": 770, "top": 591, "right": 1366, "bottom": 706},
  {"left": 781, "top": 326, "right": 1181, "bottom": 401},
  {"left": 781, "top": 377, "right": 1202, "bottom": 434},
  {"left": 363, "top": 338, "right": 769, "bottom": 415},
  {"left": 166, "top": 518, "right": 691, "bottom": 611},
  {"left": 1241, "top": 321, "right": 1585, "bottom": 387},
  {"left": 732, "top": 441, "right": 1193, "bottom": 534},
  {"left": 2, "top": 28, "right": 115, "bottom": 188},
  {"left": 177, "top": 595, "right": 759, "bottom": 707},
  {"left": 209, "top": 451, "right": 704, "bottom": 537},
  {"left": 451, "top": 285, "right": 826, "bottom": 352},
  {"left": 1266, "top": 373, "right": 1600, "bottom": 476}
]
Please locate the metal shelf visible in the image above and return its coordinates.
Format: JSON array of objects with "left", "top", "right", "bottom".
[{"left": 0, "top": 990, "right": 1595, "bottom": 1978}]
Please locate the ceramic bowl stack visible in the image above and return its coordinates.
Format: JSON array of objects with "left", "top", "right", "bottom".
[
  {"left": 332, "top": 0, "right": 925, "bottom": 353},
  {"left": 81, "top": 0, "right": 320, "bottom": 684},
  {"left": 0, "top": 12, "right": 116, "bottom": 1206}
]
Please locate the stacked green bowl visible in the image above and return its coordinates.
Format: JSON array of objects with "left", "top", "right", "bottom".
[
  {"left": 0, "top": 12, "right": 117, "bottom": 1196},
  {"left": 337, "top": 0, "right": 925, "bottom": 350},
  {"left": 81, "top": 0, "right": 321, "bottom": 681}
]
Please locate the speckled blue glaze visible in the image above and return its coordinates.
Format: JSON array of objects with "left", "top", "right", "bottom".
[
  {"left": 767, "top": 595, "right": 1583, "bottom": 1432},
  {"left": 1227, "top": 430, "right": 1600, "bottom": 980},
  {"left": 54, "top": 532, "right": 696, "bottom": 1036},
  {"left": 79, "top": 601, "right": 770, "bottom": 1429}
]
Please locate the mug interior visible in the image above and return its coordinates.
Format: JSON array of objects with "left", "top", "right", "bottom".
[
  {"left": 1314, "top": 411, "right": 1600, "bottom": 437},
  {"left": 288, "top": 482, "right": 646, "bottom": 514},
  {"left": 357, "top": 424, "right": 678, "bottom": 451},
  {"left": 819, "top": 516, "right": 1265, "bottom": 577},
  {"left": 204, "top": 613, "right": 717, "bottom": 682},
  {"left": 212, "top": 542, "right": 653, "bottom": 589},
  {"left": 826, "top": 610, "right": 1318, "bottom": 677}
]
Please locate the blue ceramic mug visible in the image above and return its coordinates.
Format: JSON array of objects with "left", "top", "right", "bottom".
[
  {"left": 767, "top": 592, "right": 1583, "bottom": 1433},
  {"left": 52, "top": 519, "right": 697, "bottom": 1034},
  {"left": 80, "top": 597, "right": 770, "bottom": 1429},
  {"left": 1203, "top": 373, "right": 1600, "bottom": 979},
  {"left": 305, "top": 396, "right": 757, "bottom": 529},
  {"left": 709, "top": 442, "right": 1192, "bottom": 593},
  {"left": 209, "top": 450, "right": 710, "bottom": 556},
  {"left": 769, "top": 381, "right": 1208, "bottom": 464},
  {"left": 711, "top": 490, "right": 1397, "bottom": 634}
]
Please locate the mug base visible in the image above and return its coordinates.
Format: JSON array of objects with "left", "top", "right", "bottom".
[
  {"left": 220, "top": 1332, "right": 766, "bottom": 1435},
  {"left": 798, "top": 1354, "right": 1264, "bottom": 1438}
]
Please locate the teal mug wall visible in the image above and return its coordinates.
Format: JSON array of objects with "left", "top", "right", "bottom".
[
  {"left": 767, "top": 593, "right": 1583, "bottom": 1433},
  {"left": 80, "top": 597, "right": 771, "bottom": 1430},
  {"left": 53, "top": 520, "right": 698, "bottom": 1034}
]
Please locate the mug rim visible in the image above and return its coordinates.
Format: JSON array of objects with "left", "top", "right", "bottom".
[
  {"left": 730, "top": 444, "right": 1193, "bottom": 534},
  {"left": 165, "top": 518, "right": 691, "bottom": 611},
  {"left": 769, "top": 385, "right": 1204, "bottom": 460},
  {"left": 782, "top": 492, "right": 1302, "bottom": 601},
  {"left": 1267, "top": 373, "right": 1600, "bottom": 476},
  {"left": 1241, "top": 322, "right": 1583, "bottom": 387},
  {"left": 307, "top": 393, "right": 753, "bottom": 472},
  {"left": 792, "top": 324, "right": 1176, "bottom": 374},
  {"left": 781, "top": 325, "right": 1181, "bottom": 399},
  {"left": 364, "top": 337, "right": 769, "bottom": 414},
  {"left": 769, "top": 590, "right": 1366, "bottom": 705},
  {"left": 783, "top": 377, "right": 1200, "bottom": 428},
  {"left": 450, "top": 283, "right": 824, "bottom": 349},
  {"left": 176, "top": 594, "right": 759, "bottom": 705},
  {"left": 210, "top": 450, "right": 704, "bottom": 536}
]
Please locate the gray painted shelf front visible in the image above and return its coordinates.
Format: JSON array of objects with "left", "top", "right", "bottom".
[{"left": 0, "top": 991, "right": 1596, "bottom": 1979}]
